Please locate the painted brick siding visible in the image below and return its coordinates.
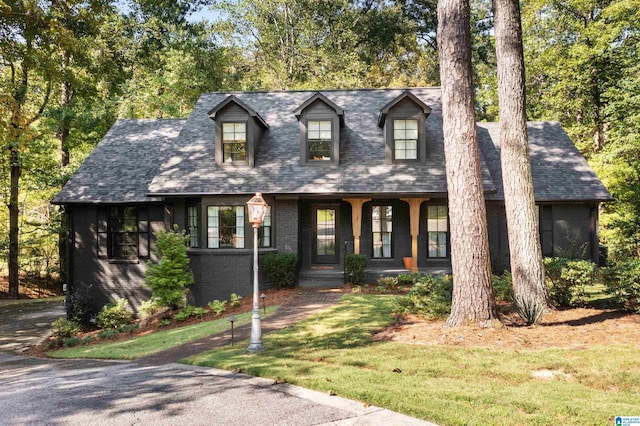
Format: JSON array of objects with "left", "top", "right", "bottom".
[
  {"left": 275, "top": 199, "right": 299, "bottom": 253},
  {"left": 69, "top": 204, "right": 165, "bottom": 313}
]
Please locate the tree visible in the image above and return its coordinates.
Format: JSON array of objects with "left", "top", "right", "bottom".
[
  {"left": 437, "top": 0, "right": 497, "bottom": 326},
  {"left": 0, "top": 2, "right": 55, "bottom": 297},
  {"left": 145, "top": 227, "right": 194, "bottom": 309},
  {"left": 493, "top": 0, "right": 549, "bottom": 322}
]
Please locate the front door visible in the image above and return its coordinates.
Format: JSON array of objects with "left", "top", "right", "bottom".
[{"left": 312, "top": 205, "right": 339, "bottom": 264}]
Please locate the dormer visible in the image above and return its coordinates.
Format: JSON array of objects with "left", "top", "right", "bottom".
[
  {"left": 378, "top": 90, "right": 431, "bottom": 165},
  {"left": 208, "top": 95, "right": 269, "bottom": 167},
  {"left": 294, "top": 92, "right": 344, "bottom": 166}
]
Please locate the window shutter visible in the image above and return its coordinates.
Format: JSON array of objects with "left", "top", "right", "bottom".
[
  {"left": 97, "top": 207, "right": 108, "bottom": 258},
  {"left": 138, "top": 207, "right": 149, "bottom": 258}
]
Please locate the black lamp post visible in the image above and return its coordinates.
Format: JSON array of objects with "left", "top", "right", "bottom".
[
  {"left": 260, "top": 293, "right": 266, "bottom": 315},
  {"left": 228, "top": 315, "right": 235, "bottom": 345}
]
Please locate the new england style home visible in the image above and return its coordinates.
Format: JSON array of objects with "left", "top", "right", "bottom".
[{"left": 53, "top": 88, "right": 612, "bottom": 310}]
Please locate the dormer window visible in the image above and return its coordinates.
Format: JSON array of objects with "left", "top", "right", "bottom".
[
  {"left": 294, "top": 92, "right": 344, "bottom": 166},
  {"left": 307, "top": 120, "right": 332, "bottom": 161},
  {"left": 222, "top": 122, "right": 247, "bottom": 163},
  {"left": 379, "top": 90, "right": 431, "bottom": 164},
  {"left": 208, "top": 95, "right": 269, "bottom": 167},
  {"left": 393, "top": 119, "right": 418, "bottom": 160}
]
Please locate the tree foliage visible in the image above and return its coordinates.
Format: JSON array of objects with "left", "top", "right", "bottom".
[{"left": 144, "top": 226, "right": 194, "bottom": 309}]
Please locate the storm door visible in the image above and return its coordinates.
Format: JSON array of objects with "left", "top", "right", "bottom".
[{"left": 312, "top": 205, "right": 339, "bottom": 264}]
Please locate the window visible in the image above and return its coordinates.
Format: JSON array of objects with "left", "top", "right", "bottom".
[
  {"left": 187, "top": 205, "right": 199, "bottom": 248},
  {"left": 307, "top": 120, "right": 332, "bottom": 161},
  {"left": 258, "top": 206, "right": 272, "bottom": 248},
  {"left": 393, "top": 119, "right": 418, "bottom": 160},
  {"left": 207, "top": 206, "right": 245, "bottom": 248},
  {"left": 427, "top": 205, "right": 448, "bottom": 258},
  {"left": 372, "top": 206, "right": 392, "bottom": 258},
  {"left": 98, "top": 206, "right": 149, "bottom": 259},
  {"left": 222, "top": 122, "right": 247, "bottom": 163}
]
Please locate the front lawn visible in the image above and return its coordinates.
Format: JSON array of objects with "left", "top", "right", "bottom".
[
  {"left": 183, "top": 294, "right": 640, "bottom": 426},
  {"left": 48, "top": 306, "right": 278, "bottom": 360}
]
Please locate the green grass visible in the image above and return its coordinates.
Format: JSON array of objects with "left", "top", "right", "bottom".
[
  {"left": 48, "top": 306, "right": 278, "bottom": 360},
  {"left": 183, "top": 294, "right": 640, "bottom": 426}
]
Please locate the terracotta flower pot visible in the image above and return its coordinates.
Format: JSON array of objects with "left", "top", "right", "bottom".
[{"left": 403, "top": 257, "right": 413, "bottom": 270}]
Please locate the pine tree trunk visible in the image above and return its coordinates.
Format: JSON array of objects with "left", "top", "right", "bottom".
[
  {"left": 493, "top": 0, "right": 549, "bottom": 317},
  {"left": 8, "top": 142, "right": 21, "bottom": 299},
  {"left": 438, "top": 0, "right": 497, "bottom": 327}
]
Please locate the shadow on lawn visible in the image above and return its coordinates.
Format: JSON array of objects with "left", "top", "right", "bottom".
[{"left": 542, "top": 309, "right": 632, "bottom": 327}]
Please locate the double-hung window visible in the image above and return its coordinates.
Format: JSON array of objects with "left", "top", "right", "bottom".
[
  {"left": 98, "top": 206, "right": 149, "bottom": 260},
  {"left": 258, "top": 206, "right": 272, "bottom": 248},
  {"left": 222, "top": 122, "right": 247, "bottom": 163},
  {"left": 393, "top": 119, "right": 418, "bottom": 160},
  {"left": 207, "top": 206, "right": 245, "bottom": 248},
  {"left": 187, "top": 206, "right": 199, "bottom": 248},
  {"left": 427, "top": 205, "right": 448, "bottom": 258},
  {"left": 372, "top": 206, "right": 392, "bottom": 258},
  {"left": 307, "top": 120, "right": 332, "bottom": 161}
]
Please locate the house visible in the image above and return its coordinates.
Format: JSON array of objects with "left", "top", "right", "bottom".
[{"left": 53, "top": 88, "right": 612, "bottom": 310}]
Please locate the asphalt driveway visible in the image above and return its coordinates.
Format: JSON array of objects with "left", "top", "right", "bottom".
[
  {"left": 0, "top": 297, "right": 65, "bottom": 352},
  {"left": 0, "top": 296, "right": 436, "bottom": 425},
  {"left": 0, "top": 353, "right": 433, "bottom": 425}
]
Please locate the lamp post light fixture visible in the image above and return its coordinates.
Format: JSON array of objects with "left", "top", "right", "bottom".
[
  {"left": 247, "top": 192, "right": 269, "bottom": 352},
  {"left": 260, "top": 293, "right": 266, "bottom": 315},
  {"left": 228, "top": 315, "right": 236, "bottom": 346}
]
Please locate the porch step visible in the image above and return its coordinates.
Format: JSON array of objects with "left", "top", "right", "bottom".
[{"left": 298, "top": 270, "right": 344, "bottom": 288}]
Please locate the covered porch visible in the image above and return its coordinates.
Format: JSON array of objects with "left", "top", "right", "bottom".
[{"left": 298, "top": 264, "right": 453, "bottom": 288}]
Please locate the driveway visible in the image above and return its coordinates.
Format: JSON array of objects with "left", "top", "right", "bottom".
[
  {"left": 0, "top": 353, "right": 433, "bottom": 425},
  {"left": 0, "top": 298, "right": 65, "bottom": 352}
]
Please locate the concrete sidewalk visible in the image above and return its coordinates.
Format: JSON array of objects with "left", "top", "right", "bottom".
[{"left": 137, "top": 288, "right": 343, "bottom": 364}]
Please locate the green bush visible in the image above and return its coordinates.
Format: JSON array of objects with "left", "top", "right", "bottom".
[
  {"left": 145, "top": 225, "right": 194, "bottom": 309},
  {"left": 262, "top": 253, "right": 298, "bottom": 288},
  {"left": 51, "top": 318, "right": 81, "bottom": 339},
  {"left": 397, "top": 273, "right": 420, "bottom": 286},
  {"left": 230, "top": 293, "right": 242, "bottom": 307},
  {"left": 65, "top": 282, "right": 94, "bottom": 326},
  {"left": 96, "top": 298, "right": 133, "bottom": 330},
  {"left": 603, "top": 259, "right": 640, "bottom": 313},
  {"left": 62, "top": 336, "right": 81, "bottom": 347},
  {"left": 139, "top": 298, "right": 163, "bottom": 319},
  {"left": 393, "top": 275, "right": 453, "bottom": 319},
  {"left": 208, "top": 299, "right": 228, "bottom": 315},
  {"left": 174, "top": 305, "right": 208, "bottom": 321},
  {"left": 345, "top": 254, "right": 367, "bottom": 285},
  {"left": 544, "top": 257, "right": 597, "bottom": 307},
  {"left": 492, "top": 271, "right": 514, "bottom": 303},
  {"left": 376, "top": 276, "right": 398, "bottom": 293},
  {"left": 97, "top": 329, "right": 119, "bottom": 340}
]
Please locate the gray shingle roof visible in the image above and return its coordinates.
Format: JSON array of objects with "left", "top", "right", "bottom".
[
  {"left": 53, "top": 88, "right": 612, "bottom": 204},
  {"left": 147, "top": 88, "right": 493, "bottom": 196},
  {"left": 53, "top": 119, "right": 185, "bottom": 204},
  {"left": 478, "top": 121, "right": 613, "bottom": 201}
]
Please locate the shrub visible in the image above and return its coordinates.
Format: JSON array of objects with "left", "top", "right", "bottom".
[
  {"left": 62, "top": 336, "right": 81, "bottom": 347},
  {"left": 262, "top": 253, "right": 298, "bottom": 288},
  {"left": 397, "top": 273, "right": 420, "bottom": 286},
  {"left": 96, "top": 299, "right": 133, "bottom": 330},
  {"left": 603, "top": 259, "right": 640, "bottom": 313},
  {"left": 230, "top": 293, "right": 242, "bottom": 307},
  {"left": 514, "top": 296, "right": 545, "bottom": 325},
  {"left": 393, "top": 275, "right": 453, "bottom": 319},
  {"left": 97, "top": 329, "right": 119, "bottom": 340},
  {"left": 145, "top": 225, "right": 194, "bottom": 309},
  {"left": 51, "top": 318, "right": 81, "bottom": 339},
  {"left": 139, "top": 298, "right": 163, "bottom": 319},
  {"left": 376, "top": 276, "right": 398, "bottom": 293},
  {"left": 208, "top": 299, "right": 228, "bottom": 315},
  {"left": 174, "top": 305, "right": 208, "bottom": 321},
  {"left": 492, "top": 271, "right": 514, "bottom": 303},
  {"left": 65, "top": 282, "right": 94, "bottom": 326},
  {"left": 345, "top": 254, "right": 367, "bottom": 285},
  {"left": 544, "top": 257, "right": 596, "bottom": 307}
]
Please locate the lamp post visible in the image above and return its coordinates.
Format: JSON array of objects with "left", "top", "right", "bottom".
[{"left": 247, "top": 192, "right": 268, "bottom": 352}]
